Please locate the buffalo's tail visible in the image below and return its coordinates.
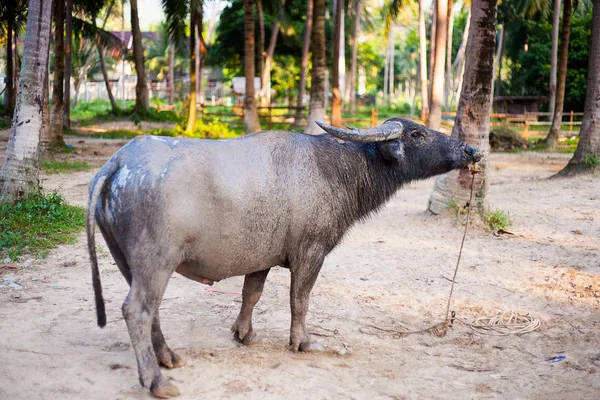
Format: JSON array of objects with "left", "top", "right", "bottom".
[{"left": 87, "top": 160, "right": 119, "bottom": 328}]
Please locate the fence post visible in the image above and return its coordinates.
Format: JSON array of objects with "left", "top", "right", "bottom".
[
  {"left": 268, "top": 105, "right": 273, "bottom": 130},
  {"left": 371, "top": 108, "right": 378, "bottom": 127},
  {"left": 570, "top": 110, "right": 573, "bottom": 134}
]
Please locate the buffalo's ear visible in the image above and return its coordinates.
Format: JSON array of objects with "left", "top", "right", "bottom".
[{"left": 377, "top": 140, "right": 404, "bottom": 162}]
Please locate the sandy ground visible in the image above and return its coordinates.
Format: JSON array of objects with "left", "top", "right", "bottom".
[{"left": 0, "top": 137, "right": 599, "bottom": 399}]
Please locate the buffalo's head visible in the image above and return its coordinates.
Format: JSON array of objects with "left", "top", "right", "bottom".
[{"left": 316, "top": 118, "right": 482, "bottom": 179}]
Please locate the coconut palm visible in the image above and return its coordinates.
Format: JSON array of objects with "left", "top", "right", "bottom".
[
  {"left": 331, "top": 0, "right": 344, "bottom": 127},
  {"left": 47, "top": 0, "right": 67, "bottom": 152},
  {"left": 243, "top": 0, "right": 262, "bottom": 133},
  {"left": 306, "top": 0, "right": 326, "bottom": 134},
  {"left": 295, "top": 0, "right": 313, "bottom": 123},
  {"left": 428, "top": 0, "right": 497, "bottom": 215},
  {"left": 428, "top": 0, "right": 448, "bottom": 129},
  {"left": 64, "top": 0, "right": 73, "bottom": 128},
  {"left": 0, "top": 0, "right": 54, "bottom": 201},
  {"left": 0, "top": 0, "right": 28, "bottom": 117},
  {"left": 560, "top": 0, "right": 600, "bottom": 174},
  {"left": 544, "top": 0, "right": 572, "bottom": 148},
  {"left": 130, "top": 0, "right": 149, "bottom": 112},
  {"left": 348, "top": 0, "right": 361, "bottom": 113}
]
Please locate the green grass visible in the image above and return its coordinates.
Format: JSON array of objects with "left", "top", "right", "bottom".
[
  {"left": 41, "top": 160, "right": 92, "bottom": 174},
  {"left": 0, "top": 192, "right": 86, "bottom": 261},
  {"left": 483, "top": 209, "right": 512, "bottom": 232},
  {"left": 585, "top": 154, "right": 599, "bottom": 169}
]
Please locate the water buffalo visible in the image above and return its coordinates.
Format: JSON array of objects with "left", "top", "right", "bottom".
[{"left": 87, "top": 118, "right": 481, "bottom": 397}]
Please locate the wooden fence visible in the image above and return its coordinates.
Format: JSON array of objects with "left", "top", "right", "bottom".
[{"left": 155, "top": 104, "right": 582, "bottom": 136}]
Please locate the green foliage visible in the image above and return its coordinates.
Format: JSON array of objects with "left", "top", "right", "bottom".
[
  {"left": 584, "top": 154, "right": 599, "bottom": 169},
  {"left": 447, "top": 199, "right": 468, "bottom": 221},
  {"left": 272, "top": 55, "right": 300, "bottom": 101},
  {"left": 174, "top": 118, "right": 240, "bottom": 139},
  {"left": 483, "top": 209, "right": 512, "bottom": 232},
  {"left": 501, "top": 9, "right": 592, "bottom": 112},
  {"left": 0, "top": 192, "right": 86, "bottom": 261},
  {"left": 0, "top": 117, "right": 11, "bottom": 129},
  {"left": 40, "top": 160, "right": 93, "bottom": 174}
]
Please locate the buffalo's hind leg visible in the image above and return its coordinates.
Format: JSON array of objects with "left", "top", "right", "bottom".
[
  {"left": 289, "top": 253, "right": 325, "bottom": 353},
  {"left": 231, "top": 269, "right": 270, "bottom": 345},
  {"left": 152, "top": 312, "right": 186, "bottom": 369},
  {"left": 122, "top": 267, "right": 180, "bottom": 398}
]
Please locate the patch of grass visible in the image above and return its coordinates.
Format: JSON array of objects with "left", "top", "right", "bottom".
[
  {"left": 0, "top": 192, "right": 86, "bottom": 261},
  {"left": 483, "top": 209, "right": 512, "bottom": 232},
  {"left": 41, "top": 160, "right": 92, "bottom": 174},
  {"left": 447, "top": 198, "right": 468, "bottom": 221},
  {"left": 584, "top": 154, "right": 599, "bottom": 169}
]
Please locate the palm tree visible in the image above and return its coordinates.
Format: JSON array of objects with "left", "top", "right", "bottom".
[
  {"left": 0, "top": 0, "right": 53, "bottom": 202},
  {"left": 560, "top": 0, "right": 600, "bottom": 174},
  {"left": 0, "top": 0, "right": 27, "bottom": 117},
  {"left": 348, "top": 0, "right": 360, "bottom": 113},
  {"left": 544, "top": 0, "right": 572, "bottom": 149},
  {"left": 94, "top": 0, "right": 120, "bottom": 114},
  {"left": 331, "top": 0, "right": 344, "bottom": 127},
  {"left": 64, "top": 0, "right": 73, "bottom": 128},
  {"left": 295, "top": 0, "right": 313, "bottom": 123},
  {"left": 428, "top": 0, "right": 497, "bottom": 215},
  {"left": 130, "top": 0, "right": 149, "bottom": 112},
  {"left": 47, "top": 0, "right": 67, "bottom": 152},
  {"left": 443, "top": 0, "right": 454, "bottom": 109},
  {"left": 306, "top": 0, "right": 326, "bottom": 134},
  {"left": 418, "top": 0, "right": 429, "bottom": 121},
  {"left": 243, "top": 0, "right": 262, "bottom": 133},
  {"left": 260, "top": 0, "right": 286, "bottom": 107},
  {"left": 187, "top": 0, "right": 199, "bottom": 133},
  {"left": 428, "top": 0, "right": 448, "bottom": 129},
  {"left": 549, "top": 0, "right": 560, "bottom": 117}
]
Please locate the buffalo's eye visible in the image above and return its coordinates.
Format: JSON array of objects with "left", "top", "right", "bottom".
[{"left": 411, "top": 131, "right": 425, "bottom": 139}]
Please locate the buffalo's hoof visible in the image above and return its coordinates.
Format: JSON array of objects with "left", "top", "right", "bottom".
[
  {"left": 157, "top": 348, "right": 186, "bottom": 369},
  {"left": 298, "top": 342, "right": 325, "bottom": 353},
  {"left": 151, "top": 381, "right": 180, "bottom": 398},
  {"left": 234, "top": 329, "right": 262, "bottom": 346}
]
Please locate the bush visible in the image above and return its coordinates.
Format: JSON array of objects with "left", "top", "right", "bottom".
[
  {"left": 0, "top": 192, "right": 86, "bottom": 261},
  {"left": 483, "top": 209, "right": 512, "bottom": 232},
  {"left": 584, "top": 154, "right": 599, "bottom": 169},
  {"left": 174, "top": 118, "right": 240, "bottom": 139}
]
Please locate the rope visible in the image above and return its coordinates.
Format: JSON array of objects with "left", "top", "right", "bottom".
[
  {"left": 463, "top": 311, "right": 541, "bottom": 336},
  {"left": 358, "top": 165, "right": 541, "bottom": 338}
]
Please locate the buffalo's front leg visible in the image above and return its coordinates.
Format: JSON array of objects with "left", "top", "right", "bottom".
[
  {"left": 231, "top": 268, "right": 270, "bottom": 345},
  {"left": 289, "top": 256, "right": 325, "bottom": 352}
]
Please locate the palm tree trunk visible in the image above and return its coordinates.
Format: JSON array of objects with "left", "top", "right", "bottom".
[
  {"left": 419, "top": 0, "right": 429, "bottom": 121},
  {"left": 243, "top": 0, "right": 262, "bottom": 133},
  {"left": 560, "top": 0, "right": 600, "bottom": 174},
  {"left": 73, "top": 78, "right": 81, "bottom": 107},
  {"left": 63, "top": 0, "right": 73, "bottom": 128},
  {"left": 389, "top": 27, "right": 395, "bottom": 102},
  {"left": 295, "top": 0, "right": 313, "bottom": 123},
  {"left": 493, "top": 24, "right": 505, "bottom": 98},
  {"left": 5, "top": 16, "right": 15, "bottom": 116},
  {"left": 549, "top": 0, "right": 561, "bottom": 119},
  {"left": 187, "top": 0, "right": 198, "bottom": 134},
  {"left": 443, "top": 0, "right": 453, "bottom": 110},
  {"left": 261, "top": 18, "right": 281, "bottom": 108},
  {"left": 428, "top": 0, "right": 437, "bottom": 106},
  {"left": 305, "top": 0, "right": 326, "bottom": 134},
  {"left": 46, "top": 0, "right": 67, "bottom": 152},
  {"left": 168, "top": 37, "right": 175, "bottom": 106},
  {"left": 96, "top": 37, "right": 119, "bottom": 113},
  {"left": 428, "top": 0, "right": 497, "bottom": 215},
  {"left": 0, "top": 0, "right": 53, "bottom": 202},
  {"left": 130, "top": 0, "right": 149, "bottom": 112},
  {"left": 257, "top": 0, "right": 265, "bottom": 85},
  {"left": 428, "top": 0, "right": 448, "bottom": 129},
  {"left": 451, "top": 4, "right": 470, "bottom": 106},
  {"left": 349, "top": 0, "right": 361, "bottom": 113},
  {"left": 545, "top": 0, "right": 572, "bottom": 149},
  {"left": 196, "top": 2, "right": 207, "bottom": 105},
  {"left": 331, "top": 0, "right": 344, "bottom": 127}
]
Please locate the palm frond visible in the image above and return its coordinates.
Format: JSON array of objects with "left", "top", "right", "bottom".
[{"left": 161, "top": 0, "right": 189, "bottom": 44}]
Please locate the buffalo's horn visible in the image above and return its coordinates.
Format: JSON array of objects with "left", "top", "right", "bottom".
[{"left": 316, "top": 120, "right": 404, "bottom": 142}]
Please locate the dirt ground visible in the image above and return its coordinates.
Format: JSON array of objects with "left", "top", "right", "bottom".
[{"left": 1, "top": 133, "right": 599, "bottom": 399}]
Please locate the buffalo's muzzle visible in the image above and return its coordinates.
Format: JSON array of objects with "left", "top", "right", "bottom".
[{"left": 464, "top": 144, "right": 482, "bottom": 162}]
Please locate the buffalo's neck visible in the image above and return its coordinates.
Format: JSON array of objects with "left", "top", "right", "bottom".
[{"left": 313, "top": 139, "right": 404, "bottom": 230}]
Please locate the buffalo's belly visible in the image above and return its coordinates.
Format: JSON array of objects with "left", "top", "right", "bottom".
[{"left": 175, "top": 251, "right": 281, "bottom": 282}]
